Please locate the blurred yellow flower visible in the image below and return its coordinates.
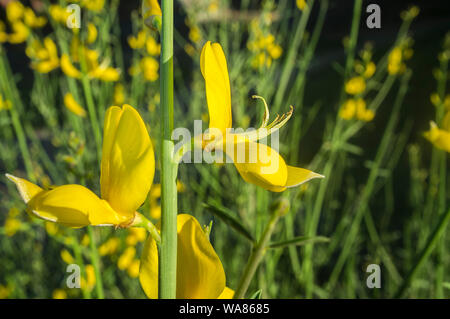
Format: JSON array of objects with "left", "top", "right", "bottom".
[
  {"left": 26, "top": 37, "right": 59, "bottom": 73},
  {"left": 52, "top": 289, "right": 67, "bottom": 299},
  {"left": 87, "top": 23, "right": 98, "bottom": 44},
  {"left": 388, "top": 47, "right": 403, "bottom": 75},
  {"left": 140, "top": 214, "right": 230, "bottom": 299},
  {"left": 82, "top": 0, "right": 105, "bottom": 12},
  {"left": 0, "top": 285, "right": 10, "bottom": 299},
  {"left": 345, "top": 76, "right": 366, "bottom": 95},
  {"left": 6, "top": 105, "right": 155, "bottom": 228},
  {"left": 6, "top": 1, "right": 25, "bottom": 22},
  {"left": 114, "top": 83, "right": 125, "bottom": 105},
  {"left": 199, "top": 41, "right": 323, "bottom": 191},
  {"left": 0, "top": 94, "right": 12, "bottom": 111},
  {"left": 118, "top": 246, "right": 136, "bottom": 270},
  {"left": 363, "top": 61, "right": 376, "bottom": 78},
  {"left": 64, "top": 93, "right": 87, "bottom": 117},
  {"left": 126, "top": 227, "right": 147, "bottom": 246},
  {"left": 424, "top": 121, "right": 450, "bottom": 153},
  {"left": 61, "top": 54, "right": 82, "bottom": 79},
  {"left": 24, "top": 7, "right": 47, "bottom": 28},
  {"left": 8, "top": 21, "right": 29, "bottom": 44},
  {"left": 127, "top": 259, "right": 140, "bottom": 278},
  {"left": 49, "top": 5, "right": 70, "bottom": 25},
  {"left": 189, "top": 25, "right": 201, "bottom": 44},
  {"left": 339, "top": 98, "right": 374, "bottom": 122},
  {"left": 146, "top": 36, "right": 161, "bottom": 56},
  {"left": 4, "top": 218, "right": 21, "bottom": 237},
  {"left": 45, "top": 221, "right": 60, "bottom": 236},
  {"left": 296, "top": 0, "right": 308, "bottom": 11},
  {"left": 60, "top": 249, "right": 75, "bottom": 264},
  {"left": 128, "top": 30, "right": 147, "bottom": 49},
  {"left": 99, "top": 237, "right": 120, "bottom": 256},
  {"left": 141, "top": 57, "right": 159, "bottom": 81}
]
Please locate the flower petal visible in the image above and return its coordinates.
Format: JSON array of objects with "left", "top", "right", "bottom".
[
  {"left": 229, "top": 141, "right": 288, "bottom": 192},
  {"left": 218, "top": 287, "right": 235, "bottom": 299},
  {"left": 7, "top": 174, "right": 129, "bottom": 227},
  {"left": 100, "top": 104, "right": 155, "bottom": 216},
  {"left": 285, "top": 166, "right": 324, "bottom": 188},
  {"left": 424, "top": 121, "right": 450, "bottom": 153},
  {"left": 5, "top": 174, "right": 43, "bottom": 203},
  {"left": 139, "top": 214, "right": 226, "bottom": 299},
  {"left": 200, "top": 41, "right": 232, "bottom": 134}
]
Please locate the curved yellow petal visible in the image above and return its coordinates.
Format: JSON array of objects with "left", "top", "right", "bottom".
[
  {"left": 61, "top": 54, "right": 81, "bottom": 79},
  {"left": 230, "top": 141, "right": 288, "bottom": 192},
  {"left": 218, "top": 287, "right": 235, "bottom": 299},
  {"left": 100, "top": 104, "right": 155, "bottom": 216},
  {"left": 6, "top": 174, "right": 128, "bottom": 227},
  {"left": 200, "top": 41, "right": 232, "bottom": 134},
  {"left": 28, "top": 184, "right": 129, "bottom": 227},
  {"left": 5, "top": 174, "right": 43, "bottom": 203},
  {"left": 285, "top": 166, "right": 324, "bottom": 188},
  {"left": 139, "top": 214, "right": 226, "bottom": 299}
]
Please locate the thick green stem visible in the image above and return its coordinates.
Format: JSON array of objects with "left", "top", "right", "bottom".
[{"left": 159, "top": 0, "right": 178, "bottom": 299}]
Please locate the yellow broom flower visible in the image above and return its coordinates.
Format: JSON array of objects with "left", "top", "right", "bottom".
[
  {"left": 6, "top": 105, "right": 155, "bottom": 228},
  {"left": 87, "top": 23, "right": 98, "bottom": 44},
  {"left": 61, "top": 54, "right": 82, "bottom": 79},
  {"left": 345, "top": 76, "right": 366, "bottom": 95},
  {"left": 140, "top": 214, "right": 232, "bottom": 299},
  {"left": 198, "top": 41, "right": 323, "bottom": 192},
  {"left": 64, "top": 93, "right": 86, "bottom": 117},
  {"left": 424, "top": 121, "right": 450, "bottom": 153}
]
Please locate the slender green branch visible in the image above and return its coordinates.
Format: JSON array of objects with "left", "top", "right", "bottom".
[{"left": 159, "top": 0, "right": 178, "bottom": 299}]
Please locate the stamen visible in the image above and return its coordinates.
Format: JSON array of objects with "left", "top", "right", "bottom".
[{"left": 252, "top": 95, "right": 270, "bottom": 128}]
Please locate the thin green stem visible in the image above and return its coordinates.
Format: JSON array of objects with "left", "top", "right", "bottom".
[
  {"left": 87, "top": 226, "right": 104, "bottom": 299},
  {"left": 159, "top": 0, "right": 178, "bottom": 299},
  {"left": 234, "top": 200, "right": 289, "bottom": 299}
]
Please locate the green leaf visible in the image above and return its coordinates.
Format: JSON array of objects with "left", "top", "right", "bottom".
[
  {"left": 202, "top": 202, "right": 255, "bottom": 243},
  {"left": 268, "top": 236, "right": 330, "bottom": 249},
  {"left": 249, "top": 289, "right": 262, "bottom": 299}
]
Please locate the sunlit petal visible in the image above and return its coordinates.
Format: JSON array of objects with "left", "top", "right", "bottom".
[
  {"left": 200, "top": 41, "right": 232, "bottom": 134},
  {"left": 100, "top": 104, "right": 155, "bottom": 216},
  {"left": 139, "top": 214, "right": 226, "bottom": 299}
]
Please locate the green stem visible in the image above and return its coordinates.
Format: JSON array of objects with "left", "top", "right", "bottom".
[
  {"left": 87, "top": 227, "right": 104, "bottom": 299},
  {"left": 395, "top": 207, "right": 450, "bottom": 298},
  {"left": 234, "top": 200, "right": 289, "bottom": 299},
  {"left": 132, "top": 213, "right": 161, "bottom": 245},
  {"left": 159, "top": 0, "right": 178, "bottom": 299}
]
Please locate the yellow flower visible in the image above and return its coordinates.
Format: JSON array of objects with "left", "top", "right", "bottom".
[
  {"left": 49, "top": 5, "right": 71, "bottom": 25},
  {"left": 52, "top": 289, "right": 67, "bottom": 299},
  {"left": 345, "top": 76, "right": 366, "bottom": 95},
  {"left": 82, "top": 0, "right": 105, "bottom": 12},
  {"left": 8, "top": 21, "right": 29, "bottom": 44},
  {"left": 140, "top": 57, "right": 159, "bottom": 81},
  {"left": 4, "top": 218, "right": 21, "bottom": 237},
  {"left": 99, "top": 237, "right": 120, "bottom": 256},
  {"left": 85, "top": 265, "right": 96, "bottom": 289},
  {"left": 60, "top": 249, "right": 75, "bottom": 264},
  {"left": 6, "top": 1, "right": 25, "bottom": 22},
  {"left": 87, "top": 23, "right": 98, "bottom": 44},
  {"left": 355, "top": 99, "right": 375, "bottom": 122},
  {"left": 146, "top": 36, "right": 161, "bottom": 56},
  {"left": 61, "top": 54, "right": 82, "bottom": 79},
  {"left": 424, "top": 121, "right": 450, "bottom": 153},
  {"left": 127, "top": 259, "right": 140, "bottom": 278},
  {"left": 45, "top": 221, "right": 60, "bottom": 236},
  {"left": 6, "top": 104, "right": 155, "bottom": 228},
  {"left": 339, "top": 99, "right": 356, "bottom": 120},
  {"left": 363, "top": 61, "right": 376, "bottom": 78},
  {"left": 296, "top": 0, "right": 307, "bottom": 11},
  {"left": 140, "top": 214, "right": 230, "bottom": 299},
  {"left": 0, "top": 94, "right": 12, "bottom": 111},
  {"left": 142, "top": 0, "right": 162, "bottom": 21},
  {"left": 128, "top": 30, "right": 147, "bottom": 49},
  {"left": 118, "top": 246, "right": 136, "bottom": 270},
  {"left": 81, "top": 234, "right": 90, "bottom": 246},
  {"left": 199, "top": 41, "right": 323, "bottom": 192},
  {"left": 126, "top": 227, "right": 147, "bottom": 246},
  {"left": 64, "top": 93, "right": 86, "bottom": 117},
  {"left": 189, "top": 26, "right": 201, "bottom": 44},
  {"left": 27, "top": 37, "right": 59, "bottom": 73},
  {"left": 24, "top": 7, "right": 47, "bottom": 28},
  {"left": 0, "top": 285, "right": 11, "bottom": 299},
  {"left": 113, "top": 83, "right": 125, "bottom": 105}
]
